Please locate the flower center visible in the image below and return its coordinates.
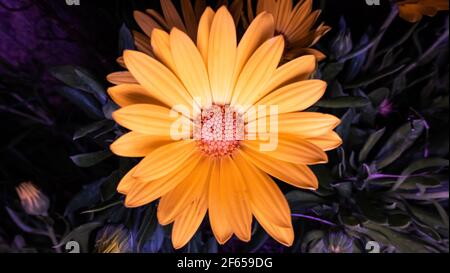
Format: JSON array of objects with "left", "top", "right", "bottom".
[{"left": 195, "top": 105, "right": 244, "bottom": 157}]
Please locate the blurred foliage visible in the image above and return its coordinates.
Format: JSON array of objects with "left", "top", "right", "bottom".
[{"left": 0, "top": 0, "right": 448, "bottom": 253}]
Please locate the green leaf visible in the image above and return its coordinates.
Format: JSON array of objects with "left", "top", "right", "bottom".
[
  {"left": 407, "top": 204, "right": 447, "bottom": 229},
  {"left": 374, "top": 120, "right": 425, "bottom": 169},
  {"left": 136, "top": 206, "right": 159, "bottom": 252},
  {"left": 50, "top": 66, "right": 107, "bottom": 104},
  {"left": 102, "top": 100, "right": 119, "bottom": 120},
  {"left": 142, "top": 224, "right": 165, "bottom": 253},
  {"left": 397, "top": 176, "right": 441, "bottom": 190},
  {"left": 392, "top": 158, "right": 448, "bottom": 191},
  {"left": 355, "top": 193, "right": 387, "bottom": 224},
  {"left": 316, "top": 96, "right": 370, "bottom": 108},
  {"left": 368, "top": 88, "right": 390, "bottom": 105},
  {"left": 56, "top": 222, "right": 103, "bottom": 253},
  {"left": 388, "top": 214, "right": 412, "bottom": 229},
  {"left": 340, "top": 214, "right": 361, "bottom": 227},
  {"left": 73, "top": 120, "right": 114, "bottom": 140},
  {"left": 81, "top": 200, "right": 123, "bottom": 214},
  {"left": 301, "top": 230, "right": 325, "bottom": 253},
  {"left": 242, "top": 223, "right": 269, "bottom": 253},
  {"left": 100, "top": 170, "right": 121, "bottom": 200},
  {"left": 55, "top": 86, "right": 104, "bottom": 119},
  {"left": 359, "top": 128, "right": 386, "bottom": 162},
  {"left": 345, "top": 63, "right": 405, "bottom": 89},
  {"left": 432, "top": 201, "right": 449, "bottom": 229},
  {"left": 204, "top": 237, "right": 219, "bottom": 253},
  {"left": 321, "top": 62, "right": 345, "bottom": 81},
  {"left": 285, "top": 190, "right": 326, "bottom": 206},
  {"left": 118, "top": 23, "right": 135, "bottom": 53},
  {"left": 363, "top": 222, "right": 428, "bottom": 253},
  {"left": 71, "top": 150, "right": 112, "bottom": 168},
  {"left": 336, "top": 108, "right": 356, "bottom": 144}
]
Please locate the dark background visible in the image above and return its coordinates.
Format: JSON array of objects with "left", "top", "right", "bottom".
[{"left": 0, "top": 0, "right": 448, "bottom": 253}]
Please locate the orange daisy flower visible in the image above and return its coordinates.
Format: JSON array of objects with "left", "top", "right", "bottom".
[
  {"left": 132, "top": 0, "right": 242, "bottom": 54},
  {"left": 396, "top": 0, "right": 449, "bottom": 22},
  {"left": 246, "top": 0, "right": 331, "bottom": 61},
  {"left": 111, "top": 0, "right": 244, "bottom": 82},
  {"left": 108, "top": 6, "right": 341, "bottom": 249}
]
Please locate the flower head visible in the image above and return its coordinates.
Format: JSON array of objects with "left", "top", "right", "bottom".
[
  {"left": 308, "top": 231, "right": 354, "bottom": 253},
  {"left": 15, "top": 181, "right": 49, "bottom": 216},
  {"left": 396, "top": 0, "right": 449, "bottom": 22},
  {"left": 131, "top": 0, "right": 242, "bottom": 55},
  {"left": 108, "top": 6, "right": 342, "bottom": 249},
  {"left": 378, "top": 98, "right": 394, "bottom": 117},
  {"left": 247, "top": 0, "right": 331, "bottom": 61},
  {"left": 95, "top": 225, "right": 132, "bottom": 253}
]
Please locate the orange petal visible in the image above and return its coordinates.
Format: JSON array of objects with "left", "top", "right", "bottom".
[
  {"left": 285, "top": 0, "right": 312, "bottom": 37},
  {"left": 239, "top": 147, "right": 318, "bottom": 190},
  {"left": 256, "top": 80, "right": 327, "bottom": 114},
  {"left": 158, "top": 158, "right": 212, "bottom": 225},
  {"left": 180, "top": 0, "right": 198, "bottom": 40},
  {"left": 208, "top": 6, "right": 237, "bottom": 104},
  {"left": 220, "top": 156, "right": 252, "bottom": 242},
  {"left": 110, "top": 132, "right": 173, "bottom": 158},
  {"left": 259, "top": 55, "right": 317, "bottom": 99},
  {"left": 230, "top": 0, "right": 244, "bottom": 25},
  {"left": 274, "top": 0, "right": 292, "bottom": 31},
  {"left": 107, "top": 71, "right": 138, "bottom": 85},
  {"left": 117, "top": 165, "right": 139, "bottom": 194},
  {"left": 133, "top": 140, "right": 197, "bottom": 181},
  {"left": 151, "top": 29, "right": 177, "bottom": 73},
  {"left": 247, "top": 112, "right": 340, "bottom": 138},
  {"left": 306, "top": 131, "right": 343, "bottom": 152},
  {"left": 132, "top": 31, "right": 154, "bottom": 56},
  {"left": 242, "top": 134, "right": 328, "bottom": 164},
  {"left": 145, "top": 9, "right": 170, "bottom": 30},
  {"left": 112, "top": 104, "right": 190, "bottom": 137},
  {"left": 208, "top": 159, "right": 233, "bottom": 244},
  {"left": 232, "top": 11, "right": 275, "bottom": 90},
  {"left": 125, "top": 150, "right": 202, "bottom": 207},
  {"left": 123, "top": 50, "right": 198, "bottom": 111},
  {"left": 194, "top": 0, "right": 207, "bottom": 20},
  {"left": 171, "top": 195, "right": 208, "bottom": 249},
  {"left": 232, "top": 36, "right": 285, "bottom": 107},
  {"left": 160, "top": 0, "right": 187, "bottom": 32},
  {"left": 133, "top": 11, "right": 161, "bottom": 37},
  {"left": 107, "top": 84, "right": 164, "bottom": 107},
  {"left": 197, "top": 7, "right": 215, "bottom": 64},
  {"left": 232, "top": 151, "right": 294, "bottom": 246},
  {"left": 285, "top": 48, "right": 326, "bottom": 62},
  {"left": 170, "top": 28, "right": 212, "bottom": 106}
]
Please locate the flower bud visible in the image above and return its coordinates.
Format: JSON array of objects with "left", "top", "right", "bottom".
[
  {"left": 308, "top": 230, "right": 354, "bottom": 253},
  {"left": 330, "top": 17, "right": 353, "bottom": 59},
  {"left": 15, "top": 182, "right": 49, "bottom": 216},
  {"left": 95, "top": 225, "right": 132, "bottom": 253}
]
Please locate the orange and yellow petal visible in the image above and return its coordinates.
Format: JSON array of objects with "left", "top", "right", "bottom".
[
  {"left": 107, "top": 84, "right": 164, "bottom": 107},
  {"left": 238, "top": 148, "right": 318, "bottom": 190},
  {"left": 255, "top": 80, "right": 327, "bottom": 114},
  {"left": 233, "top": 152, "right": 294, "bottom": 246},
  {"left": 133, "top": 140, "right": 198, "bottom": 181},
  {"left": 208, "top": 6, "right": 237, "bottom": 104},
  {"left": 158, "top": 158, "right": 212, "bottom": 225},
  {"left": 110, "top": 132, "right": 172, "bottom": 158},
  {"left": 242, "top": 134, "right": 328, "bottom": 165}
]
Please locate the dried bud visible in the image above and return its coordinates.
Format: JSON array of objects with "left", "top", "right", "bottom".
[
  {"left": 95, "top": 225, "right": 132, "bottom": 253},
  {"left": 308, "top": 231, "right": 355, "bottom": 253},
  {"left": 15, "top": 182, "right": 49, "bottom": 216}
]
